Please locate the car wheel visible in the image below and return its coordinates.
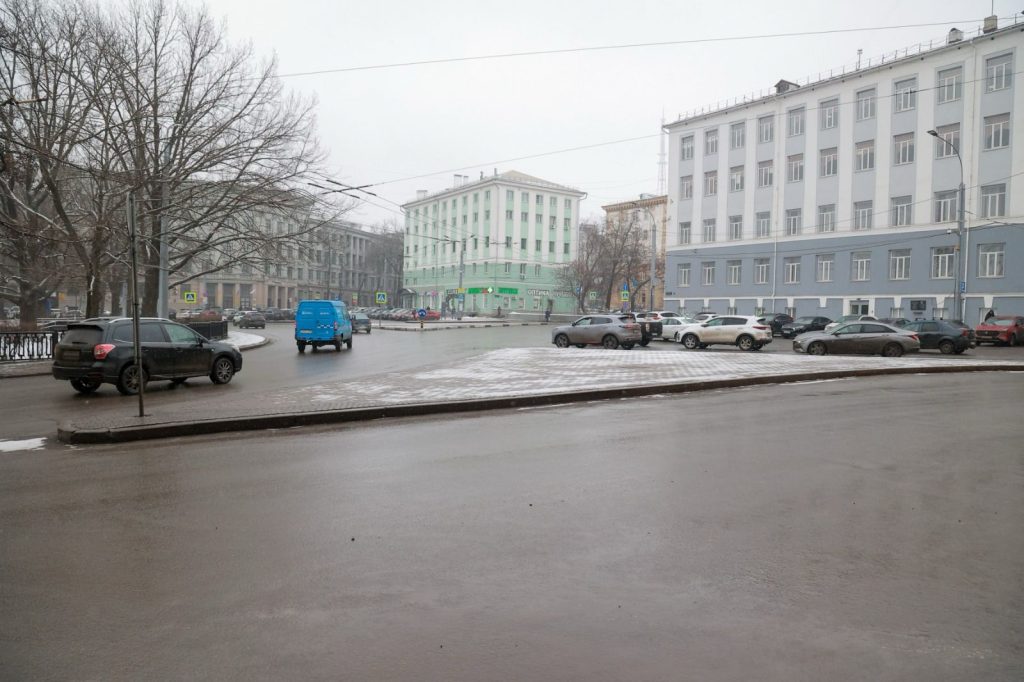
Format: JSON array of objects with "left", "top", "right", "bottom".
[
  {"left": 881, "top": 343, "right": 904, "bottom": 358},
  {"left": 345, "top": 337, "right": 353, "bottom": 349},
  {"left": 752, "top": 343, "right": 763, "bottom": 351},
  {"left": 807, "top": 341, "right": 827, "bottom": 356},
  {"left": 70, "top": 378, "right": 100, "bottom": 394},
  {"left": 210, "top": 357, "right": 235, "bottom": 384},
  {"left": 681, "top": 334, "right": 700, "bottom": 350},
  {"left": 554, "top": 334, "right": 570, "bottom": 348},
  {"left": 297, "top": 341, "right": 306, "bottom": 353},
  {"left": 736, "top": 334, "right": 755, "bottom": 351},
  {"left": 601, "top": 334, "right": 619, "bottom": 350},
  {"left": 116, "top": 364, "right": 147, "bottom": 395},
  {"left": 638, "top": 338, "right": 650, "bottom": 347},
  {"left": 335, "top": 341, "right": 342, "bottom": 352},
  {"left": 938, "top": 340, "right": 955, "bottom": 355},
  {"left": 622, "top": 343, "right": 635, "bottom": 350},
  {"left": 1010, "top": 334, "right": 1019, "bottom": 347}
]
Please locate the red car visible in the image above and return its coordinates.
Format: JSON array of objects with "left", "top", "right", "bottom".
[{"left": 974, "top": 315, "right": 1024, "bottom": 346}]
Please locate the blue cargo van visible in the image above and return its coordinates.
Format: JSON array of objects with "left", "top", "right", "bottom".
[{"left": 294, "top": 300, "right": 353, "bottom": 352}]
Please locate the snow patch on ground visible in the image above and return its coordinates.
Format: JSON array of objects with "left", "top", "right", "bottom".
[{"left": 0, "top": 438, "right": 46, "bottom": 452}]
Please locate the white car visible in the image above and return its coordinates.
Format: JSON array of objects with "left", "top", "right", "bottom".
[
  {"left": 676, "top": 315, "right": 773, "bottom": 351},
  {"left": 824, "top": 314, "right": 877, "bottom": 333},
  {"left": 658, "top": 316, "right": 696, "bottom": 340}
]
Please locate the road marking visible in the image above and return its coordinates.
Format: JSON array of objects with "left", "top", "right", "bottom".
[{"left": 0, "top": 437, "right": 46, "bottom": 452}]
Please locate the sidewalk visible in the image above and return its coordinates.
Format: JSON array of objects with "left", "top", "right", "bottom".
[{"left": 57, "top": 348, "right": 1024, "bottom": 444}]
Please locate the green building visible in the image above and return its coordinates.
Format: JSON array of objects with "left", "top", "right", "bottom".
[{"left": 402, "top": 171, "right": 585, "bottom": 316}]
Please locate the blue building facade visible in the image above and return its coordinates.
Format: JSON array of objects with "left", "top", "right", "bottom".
[{"left": 664, "top": 22, "right": 1023, "bottom": 324}]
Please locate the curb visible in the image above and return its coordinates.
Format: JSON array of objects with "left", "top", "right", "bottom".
[{"left": 56, "top": 363, "right": 1022, "bottom": 444}]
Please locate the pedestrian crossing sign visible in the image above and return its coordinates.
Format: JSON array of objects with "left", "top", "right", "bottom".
[
  {"left": 375, "top": 291, "right": 387, "bottom": 304},
  {"left": 620, "top": 291, "right": 629, "bottom": 302},
  {"left": 183, "top": 291, "right": 197, "bottom": 303}
]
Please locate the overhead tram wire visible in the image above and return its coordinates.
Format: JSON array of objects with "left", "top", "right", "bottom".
[{"left": 274, "top": 18, "right": 1003, "bottom": 79}]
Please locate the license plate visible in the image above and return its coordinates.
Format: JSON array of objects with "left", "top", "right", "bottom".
[
  {"left": 300, "top": 329, "right": 312, "bottom": 334},
  {"left": 62, "top": 349, "right": 79, "bottom": 360}
]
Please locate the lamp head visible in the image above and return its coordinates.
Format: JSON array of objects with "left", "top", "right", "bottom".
[{"left": 926, "top": 129, "right": 939, "bottom": 137}]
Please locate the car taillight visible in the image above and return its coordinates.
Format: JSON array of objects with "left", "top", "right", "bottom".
[
  {"left": 93, "top": 343, "right": 116, "bottom": 360},
  {"left": 908, "top": 334, "right": 919, "bottom": 341},
  {"left": 961, "top": 329, "right": 970, "bottom": 337},
  {"left": 753, "top": 325, "right": 768, "bottom": 330}
]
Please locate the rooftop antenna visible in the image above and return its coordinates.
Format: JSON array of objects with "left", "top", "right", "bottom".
[{"left": 856, "top": 48, "right": 862, "bottom": 70}]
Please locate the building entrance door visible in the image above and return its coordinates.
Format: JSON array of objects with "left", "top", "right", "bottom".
[{"left": 850, "top": 301, "right": 869, "bottom": 315}]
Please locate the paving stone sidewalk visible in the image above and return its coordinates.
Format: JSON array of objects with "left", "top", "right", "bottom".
[{"left": 58, "top": 348, "right": 1024, "bottom": 443}]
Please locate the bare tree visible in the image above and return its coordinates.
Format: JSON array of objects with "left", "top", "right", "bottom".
[
  {"left": 557, "top": 215, "right": 653, "bottom": 312},
  {"left": 366, "top": 219, "right": 404, "bottom": 303},
  {"left": 0, "top": 0, "right": 338, "bottom": 317}
]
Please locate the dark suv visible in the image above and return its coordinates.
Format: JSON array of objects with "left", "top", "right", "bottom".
[
  {"left": 902, "top": 320, "right": 972, "bottom": 354},
  {"left": 759, "top": 312, "right": 794, "bottom": 336},
  {"left": 52, "top": 317, "right": 243, "bottom": 395}
]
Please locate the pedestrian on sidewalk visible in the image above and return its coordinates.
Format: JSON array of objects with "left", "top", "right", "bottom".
[{"left": 544, "top": 309, "right": 551, "bottom": 323}]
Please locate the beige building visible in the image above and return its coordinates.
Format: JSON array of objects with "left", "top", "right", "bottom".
[{"left": 601, "top": 194, "right": 669, "bottom": 310}]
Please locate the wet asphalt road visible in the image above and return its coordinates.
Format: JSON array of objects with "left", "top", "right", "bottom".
[{"left": 1, "top": 372, "right": 1022, "bottom": 680}]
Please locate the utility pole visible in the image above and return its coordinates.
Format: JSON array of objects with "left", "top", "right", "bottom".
[
  {"left": 127, "top": 193, "right": 145, "bottom": 417},
  {"left": 456, "top": 238, "right": 466, "bottom": 319},
  {"left": 157, "top": 132, "right": 171, "bottom": 319}
]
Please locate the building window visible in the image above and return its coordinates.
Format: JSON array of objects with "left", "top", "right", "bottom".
[
  {"left": 891, "top": 196, "right": 913, "bottom": 226},
  {"left": 535, "top": 214, "right": 542, "bottom": 225},
  {"left": 563, "top": 243, "right": 570, "bottom": 255},
  {"left": 784, "top": 257, "right": 801, "bottom": 284},
  {"left": 854, "top": 201, "right": 873, "bottom": 230},
  {"left": 519, "top": 263, "right": 527, "bottom": 276},
  {"left": 937, "top": 66, "right": 963, "bottom": 103},
  {"left": 934, "top": 191, "right": 958, "bottom": 222},
  {"left": 679, "top": 221, "right": 691, "bottom": 244},
  {"left": 785, "top": 208, "right": 802, "bottom": 236},
  {"left": 678, "top": 263, "right": 691, "bottom": 287},
  {"left": 535, "top": 194, "right": 543, "bottom": 206},
  {"left": 984, "top": 114, "right": 1010, "bottom": 150},
  {"left": 986, "top": 53, "right": 1012, "bottom": 92},
  {"left": 730, "top": 166, "right": 744, "bottom": 192},
  {"left": 788, "top": 107, "right": 805, "bottom": 136},
  {"left": 681, "top": 135, "right": 694, "bottom": 160},
  {"left": 758, "top": 116, "right": 774, "bottom": 143},
  {"left": 730, "top": 122, "right": 745, "bottom": 149},
  {"left": 755, "top": 211, "right": 771, "bottom": 238},
  {"left": 506, "top": 190, "right": 514, "bottom": 202},
  {"left": 550, "top": 196, "right": 557, "bottom": 210},
  {"left": 521, "top": 212, "right": 528, "bottom": 222},
  {"left": 933, "top": 124, "right": 960, "bottom": 158},
  {"left": 787, "top": 154, "right": 804, "bottom": 182},
  {"left": 819, "top": 148, "right": 838, "bottom": 177},
  {"left": 817, "top": 204, "right": 836, "bottom": 233},
  {"left": 520, "top": 238, "right": 528, "bottom": 250},
  {"left": 729, "top": 216, "right": 742, "bottom": 240},
  {"left": 680, "top": 175, "right": 693, "bottom": 200},
  {"left": 851, "top": 251, "right": 871, "bottom": 281},
  {"left": 564, "top": 217, "right": 571, "bottom": 229},
  {"left": 893, "top": 78, "right": 917, "bottom": 112},
  {"left": 548, "top": 242, "right": 555, "bottom": 253},
  {"left": 855, "top": 140, "right": 875, "bottom": 171},
  {"left": 856, "top": 88, "right": 876, "bottom": 120},
  {"left": 534, "top": 239, "right": 541, "bottom": 251},
  {"left": 931, "top": 246, "right": 955, "bottom": 279},
  {"left": 705, "top": 129, "right": 718, "bottom": 155},
  {"left": 505, "top": 210, "right": 513, "bottom": 220},
  {"left": 727, "top": 260, "right": 741, "bottom": 285},
  {"left": 981, "top": 184, "right": 1006, "bottom": 218},
  {"left": 820, "top": 98, "right": 838, "bottom": 129},
  {"left": 701, "top": 262, "right": 715, "bottom": 285},
  {"left": 757, "top": 161, "right": 773, "bottom": 187},
  {"left": 704, "top": 171, "right": 718, "bottom": 196},
  {"left": 888, "top": 249, "right": 911, "bottom": 280},
  {"left": 702, "top": 219, "right": 716, "bottom": 243},
  {"left": 754, "top": 258, "right": 770, "bottom": 284},
  {"left": 978, "top": 243, "right": 1005, "bottom": 277},
  {"left": 504, "top": 262, "right": 511, "bottom": 273},
  {"left": 816, "top": 254, "right": 834, "bottom": 282},
  {"left": 894, "top": 134, "right": 915, "bottom": 165}
]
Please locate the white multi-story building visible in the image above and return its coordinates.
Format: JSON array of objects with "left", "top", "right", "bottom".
[
  {"left": 665, "top": 18, "right": 1023, "bottom": 323},
  {"left": 402, "top": 171, "right": 585, "bottom": 315}
]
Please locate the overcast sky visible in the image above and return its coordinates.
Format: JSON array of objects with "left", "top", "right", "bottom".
[{"left": 200, "top": 0, "right": 1015, "bottom": 227}]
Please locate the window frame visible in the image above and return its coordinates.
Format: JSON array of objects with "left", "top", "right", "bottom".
[{"left": 978, "top": 243, "right": 1005, "bottom": 278}]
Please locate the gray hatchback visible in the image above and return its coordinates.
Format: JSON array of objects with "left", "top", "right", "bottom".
[
  {"left": 792, "top": 322, "right": 920, "bottom": 357},
  {"left": 551, "top": 314, "right": 642, "bottom": 350}
]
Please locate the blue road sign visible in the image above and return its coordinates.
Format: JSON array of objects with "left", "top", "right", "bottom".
[
  {"left": 417, "top": 308, "right": 427, "bottom": 319},
  {"left": 960, "top": 281, "right": 966, "bottom": 293}
]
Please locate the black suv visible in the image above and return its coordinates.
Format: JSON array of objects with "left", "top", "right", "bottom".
[
  {"left": 902, "top": 320, "right": 971, "bottom": 354},
  {"left": 52, "top": 317, "right": 243, "bottom": 395},
  {"left": 760, "top": 312, "right": 794, "bottom": 336}
]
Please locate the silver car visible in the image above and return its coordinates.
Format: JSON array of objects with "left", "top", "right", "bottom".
[
  {"left": 551, "top": 314, "right": 642, "bottom": 350},
  {"left": 793, "top": 322, "right": 920, "bottom": 357}
]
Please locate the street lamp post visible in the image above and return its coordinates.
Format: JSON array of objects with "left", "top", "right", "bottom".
[{"left": 928, "top": 129, "right": 966, "bottom": 321}]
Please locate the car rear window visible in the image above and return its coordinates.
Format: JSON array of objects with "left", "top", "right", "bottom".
[{"left": 60, "top": 326, "right": 103, "bottom": 346}]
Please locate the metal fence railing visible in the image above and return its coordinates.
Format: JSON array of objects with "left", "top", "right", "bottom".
[{"left": 0, "top": 331, "right": 62, "bottom": 362}]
